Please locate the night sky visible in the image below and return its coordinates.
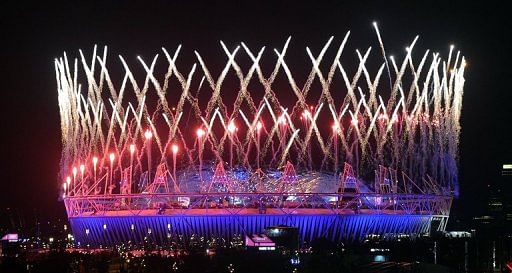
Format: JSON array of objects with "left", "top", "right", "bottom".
[{"left": 0, "top": 1, "right": 510, "bottom": 229}]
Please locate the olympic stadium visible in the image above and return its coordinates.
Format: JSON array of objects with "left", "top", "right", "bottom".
[{"left": 55, "top": 32, "right": 465, "bottom": 246}]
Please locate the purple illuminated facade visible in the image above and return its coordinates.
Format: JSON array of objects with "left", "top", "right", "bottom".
[{"left": 65, "top": 192, "right": 451, "bottom": 246}]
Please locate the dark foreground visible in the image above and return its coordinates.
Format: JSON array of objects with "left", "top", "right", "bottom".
[
  {"left": 0, "top": 242, "right": 454, "bottom": 273},
  {"left": 0, "top": 250, "right": 450, "bottom": 273},
  {"left": 2, "top": 231, "right": 509, "bottom": 273}
]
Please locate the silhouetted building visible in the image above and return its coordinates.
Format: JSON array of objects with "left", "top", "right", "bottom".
[
  {"left": 470, "top": 164, "right": 512, "bottom": 272},
  {"left": 265, "top": 226, "right": 299, "bottom": 251},
  {"left": 472, "top": 164, "right": 512, "bottom": 235},
  {"left": 1, "top": 234, "right": 20, "bottom": 258},
  {"left": 502, "top": 164, "right": 512, "bottom": 232}
]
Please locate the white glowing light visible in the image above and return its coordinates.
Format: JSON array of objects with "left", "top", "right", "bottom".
[
  {"left": 278, "top": 115, "right": 287, "bottom": 125},
  {"left": 256, "top": 121, "right": 263, "bottom": 131},
  {"left": 196, "top": 128, "right": 205, "bottom": 138},
  {"left": 144, "top": 129, "right": 153, "bottom": 140},
  {"left": 302, "top": 110, "right": 311, "bottom": 119},
  {"left": 171, "top": 144, "right": 179, "bottom": 154},
  {"left": 332, "top": 122, "right": 339, "bottom": 131},
  {"left": 227, "top": 121, "right": 237, "bottom": 133}
]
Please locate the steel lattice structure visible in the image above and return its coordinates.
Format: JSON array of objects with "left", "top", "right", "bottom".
[{"left": 65, "top": 192, "right": 451, "bottom": 245}]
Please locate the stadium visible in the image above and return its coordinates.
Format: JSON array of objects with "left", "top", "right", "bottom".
[{"left": 55, "top": 31, "right": 465, "bottom": 246}]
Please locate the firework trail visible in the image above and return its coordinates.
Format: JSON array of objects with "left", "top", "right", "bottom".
[{"left": 55, "top": 29, "right": 465, "bottom": 196}]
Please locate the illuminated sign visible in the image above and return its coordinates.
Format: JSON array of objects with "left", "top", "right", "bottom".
[{"left": 1, "top": 233, "right": 18, "bottom": 241}]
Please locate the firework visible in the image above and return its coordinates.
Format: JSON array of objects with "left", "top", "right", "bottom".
[{"left": 55, "top": 29, "right": 464, "bottom": 244}]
